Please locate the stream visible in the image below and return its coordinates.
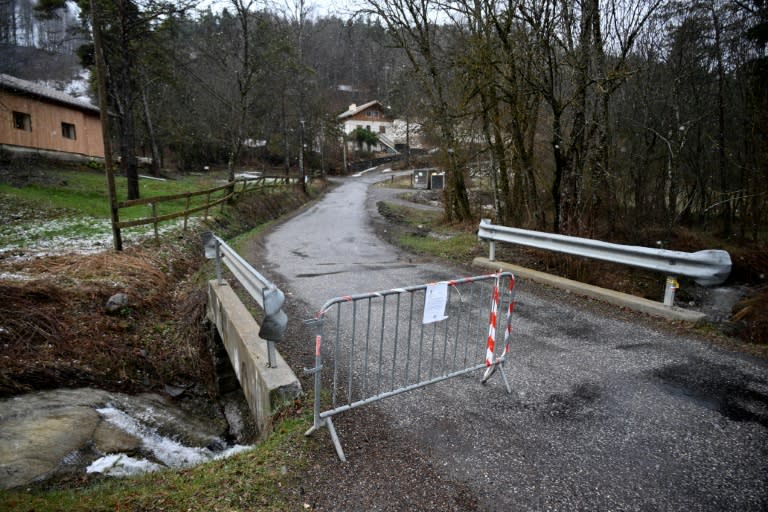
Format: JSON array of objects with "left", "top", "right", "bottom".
[{"left": 0, "top": 387, "right": 255, "bottom": 490}]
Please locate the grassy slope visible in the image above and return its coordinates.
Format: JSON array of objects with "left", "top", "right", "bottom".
[{"left": 0, "top": 166, "right": 227, "bottom": 249}]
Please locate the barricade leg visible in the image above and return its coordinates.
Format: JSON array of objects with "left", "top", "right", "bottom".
[
  {"left": 325, "top": 416, "right": 347, "bottom": 462},
  {"left": 304, "top": 324, "right": 325, "bottom": 436},
  {"left": 481, "top": 272, "right": 515, "bottom": 394},
  {"left": 498, "top": 361, "right": 512, "bottom": 393}
]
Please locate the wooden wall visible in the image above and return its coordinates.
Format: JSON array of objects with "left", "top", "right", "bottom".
[{"left": 0, "top": 90, "right": 104, "bottom": 158}]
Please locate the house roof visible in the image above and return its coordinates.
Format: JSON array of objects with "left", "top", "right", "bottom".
[
  {"left": 0, "top": 73, "right": 100, "bottom": 114},
  {"left": 337, "top": 100, "right": 386, "bottom": 120}
]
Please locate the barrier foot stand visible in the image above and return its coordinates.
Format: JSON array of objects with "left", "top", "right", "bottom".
[
  {"left": 304, "top": 420, "right": 322, "bottom": 437},
  {"left": 481, "top": 358, "right": 512, "bottom": 394},
  {"left": 326, "top": 417, "right": 347, "bottom": 462},
  {"left": 304, "top": 417, "right": 347, "bottom": 462},
  {"left": 481, "top": 363, "right": 497, "bottom": 384}
]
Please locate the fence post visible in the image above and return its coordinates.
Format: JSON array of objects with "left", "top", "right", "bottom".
[
  {"left": 151, "top": 202, "right": 159, "bottom": 244},
  {"left": 184, "top": 195, "right": 191, "bottom": 230}
]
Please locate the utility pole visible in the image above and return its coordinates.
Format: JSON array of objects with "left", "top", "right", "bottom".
[
  {"left": 299, "top": 118, "right": 306, "bottom": 193},
  {"left": 91, "top": 0, "right": 122, "bottom": 251}
]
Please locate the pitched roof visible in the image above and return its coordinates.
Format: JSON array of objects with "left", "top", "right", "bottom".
[
  {"left": 0, "top": 73, "right": 99, "bottom": 114},
  {"left": 337, "top": 100, "right": 385, "bottom": 120}
]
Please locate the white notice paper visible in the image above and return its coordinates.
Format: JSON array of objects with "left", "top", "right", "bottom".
[{"left": 423, "top": 282, "right": 449, "bottom": 324}]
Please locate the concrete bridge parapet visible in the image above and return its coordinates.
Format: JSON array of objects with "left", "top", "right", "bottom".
[{"left": 206, "top": 280, "right": 302, "bottom": 436}]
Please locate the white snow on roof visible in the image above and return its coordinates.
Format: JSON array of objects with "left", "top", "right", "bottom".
[{"left": 0, "top": 73, "right": 99, "bottom": 113}]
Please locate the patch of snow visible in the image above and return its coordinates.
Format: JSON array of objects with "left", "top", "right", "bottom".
[
  {"left": 0, "top": 272, "right": 33, "bottom": 281},
  {"left": 0, "top": 216, "right": 201, "bottom": 261},
  {"left": 352, "top": 167, "right": 378, "bottom": 177},
  {"left": 235, "top": 172, "right": 263, "bottom": 180}
]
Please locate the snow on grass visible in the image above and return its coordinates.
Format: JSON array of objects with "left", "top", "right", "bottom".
[{"left": 0, "top": 212, "right": 201, "bottom": 262}]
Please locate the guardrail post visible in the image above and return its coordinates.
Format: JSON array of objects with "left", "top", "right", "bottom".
[
  {"left": 663, "top": 276, "right": 679, "bottom": 307},
  {"left": 481, "top": 219, "right": 496, "bottom": 261}
]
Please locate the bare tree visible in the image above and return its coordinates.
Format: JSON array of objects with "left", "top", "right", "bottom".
[{"left": 362, "top": 0, "right": 472, "bottom": 221}]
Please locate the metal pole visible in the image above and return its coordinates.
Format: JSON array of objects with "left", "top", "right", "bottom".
[
  {"left": 215, "top": 239, "right": 222, "bottom": 285},
  {"left": 266, "top": 340, "right": 277, "bottom": 369},
  {"left": 663, "top": 276, "right": 679, "bottom": 307},
  {"left": 312, "top": 334, "right": 322, "bottom": 428}
]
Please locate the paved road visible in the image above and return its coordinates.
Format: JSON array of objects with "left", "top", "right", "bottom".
[{"left": 264, "top": 171, "right": 768, "bottom": 511}]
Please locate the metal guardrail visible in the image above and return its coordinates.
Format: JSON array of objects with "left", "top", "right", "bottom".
[
  {"left": 478, "top": 219, "right": 732, "bottom": 306},
  {"left": 304, "top": 272, "right": 517, "bottom": 461},
  {"left": 202, "top": 232, "right": 287, "bottom": 367}
]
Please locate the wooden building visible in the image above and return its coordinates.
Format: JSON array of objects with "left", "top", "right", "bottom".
[{"left": 0, "top": 73, "right": 104, "bottom": 161}]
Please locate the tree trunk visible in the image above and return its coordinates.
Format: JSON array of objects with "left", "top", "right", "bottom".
[
  {"left": 711, "top": 5, "right": 730, "bottom": 236},
  {"left": 550, "top": 106, "right": 567, "bottom": 234},
  {"left": 140, "top": 83, "right": 161, "bottom": 176}
]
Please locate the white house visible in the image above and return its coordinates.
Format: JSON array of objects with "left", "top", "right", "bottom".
[{"left": 337, "top": 100, "right": 397, "bottom": 153}]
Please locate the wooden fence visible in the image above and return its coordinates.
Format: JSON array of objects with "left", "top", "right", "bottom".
[{"left": 115, "top": 175, "right": 300, "bottom": 243}]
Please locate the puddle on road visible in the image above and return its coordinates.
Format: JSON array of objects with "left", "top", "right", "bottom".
[{"left": 652, "top": 362, "right": 768, "bottom": 427}]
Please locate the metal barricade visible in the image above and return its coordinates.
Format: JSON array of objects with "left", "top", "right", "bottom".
[{"left": 304, "top": 271, "right": 517, "bottom": 461}]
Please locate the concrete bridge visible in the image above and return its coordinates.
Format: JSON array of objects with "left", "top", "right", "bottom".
[{"left": 203, "top": 233, "right": 301, "bottom": 437}]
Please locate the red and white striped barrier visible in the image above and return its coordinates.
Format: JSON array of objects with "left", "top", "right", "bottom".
[{"left": 482, "top": 272, "right": 516, "bottom": 385}]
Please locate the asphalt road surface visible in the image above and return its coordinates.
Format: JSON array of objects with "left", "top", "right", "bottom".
[{"left": 263, "top": 170, "right": 768, "bottom": 511}]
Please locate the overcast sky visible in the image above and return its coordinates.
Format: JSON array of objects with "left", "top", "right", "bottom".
[{"left": 198, "top": 0, "right": 363, "bottom": 19}]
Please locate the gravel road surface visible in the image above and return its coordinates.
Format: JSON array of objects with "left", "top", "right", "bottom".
[{"left": 255, "top": 171, "right": 768, "bottom": 511}]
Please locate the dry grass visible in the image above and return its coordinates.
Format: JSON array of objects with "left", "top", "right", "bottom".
[{"left": 0, "top": 236, "right": 211, "bottom": 398}]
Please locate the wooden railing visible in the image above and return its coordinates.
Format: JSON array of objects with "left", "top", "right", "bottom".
[{"left": 115, "top": 175, "right": 300, "bottom": 243}]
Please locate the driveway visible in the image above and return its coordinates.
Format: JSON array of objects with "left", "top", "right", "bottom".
[{"left": 261, "top": 170, "right": 768, "bottom": 511}]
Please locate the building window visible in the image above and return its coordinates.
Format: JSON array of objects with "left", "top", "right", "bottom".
[
  {"left": 379, "top": 126, "right": 386, "bottom": 134},
  {"left": 61, "top": 122, "right": 76, "bottom": 140},
  {"left": 13, "top": 111, "right": 31, "bottom": 131},
  {"left": 366, "top": 110, "right": 380, "bottom": 118}
]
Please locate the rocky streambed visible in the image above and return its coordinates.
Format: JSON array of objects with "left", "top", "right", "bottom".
[{"left": 0, "top": 387, "right": 253, "bottom": 490}]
